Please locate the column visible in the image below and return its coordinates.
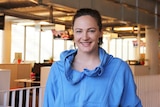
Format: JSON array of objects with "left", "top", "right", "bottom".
[
  {"left": 2, "top": 21, "right": 12, "bottom": 63},
  {"left": 145, "top": 27, "right": 159, "bottom": 74}
]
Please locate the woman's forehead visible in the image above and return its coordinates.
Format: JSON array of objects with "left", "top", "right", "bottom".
[{"left": 73, "top": 15, "right": 98, "bottom": 28}]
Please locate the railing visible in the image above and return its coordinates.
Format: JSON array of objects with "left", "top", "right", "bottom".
[
  {"left": 0, "top": 86, "right": 45, "bottom": 107},
  {"left": 1, "top": 75, "right": 160, "bottom": 107},
  {"left": 135, "top": 75, "right": 160, "bottom": 107}
]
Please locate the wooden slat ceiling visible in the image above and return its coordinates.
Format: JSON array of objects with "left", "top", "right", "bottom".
[{"left": 0, "top": 0, "right": 145, "bottom": 37}]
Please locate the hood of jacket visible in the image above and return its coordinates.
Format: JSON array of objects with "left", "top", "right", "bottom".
[{"left": 59, "top": 47, "right": 113, "bottom": 85}]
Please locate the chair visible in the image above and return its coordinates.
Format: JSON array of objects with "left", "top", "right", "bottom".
[{"left": 31, "top": 63, "right": 52, "bottom": 86}]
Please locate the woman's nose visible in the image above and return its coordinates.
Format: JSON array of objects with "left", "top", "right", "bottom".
[{"left": 82, "top": 32, "right": 89, "bottom": 40}]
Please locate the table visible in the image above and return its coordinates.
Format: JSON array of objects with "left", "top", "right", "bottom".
[{"left": 14, "top": 79, "right": 40, "bottom": 87}]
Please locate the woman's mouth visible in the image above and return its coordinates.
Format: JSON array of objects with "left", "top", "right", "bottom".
[{"left": 81, "top": 42, "right": 91, "bottom": 47}]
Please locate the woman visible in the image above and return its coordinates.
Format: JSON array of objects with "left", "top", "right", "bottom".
[{"left": 43, "top": 8, "right": 142, "bottom": 107}]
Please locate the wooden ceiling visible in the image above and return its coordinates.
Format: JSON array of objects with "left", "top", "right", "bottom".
[{"left": 0, "top": 0, "right": 146, "bottom": 37}]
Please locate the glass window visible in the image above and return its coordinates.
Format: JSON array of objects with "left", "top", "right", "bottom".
[
  {"left": 127, "top": 38, "right": 137, "bottom": 60},
  {"left": 122, "top": 39, "right": 129, "bottom": 61},
  {"left": 53, "top": 39, "right": 65, "bottom": 61},
  {"left": 110, "top": 39, "right": 116, "bottom": 56},
  {"left": 102, "top": 36, "right": 109, "bottom": 52},
  {"left": 40, "top": 30, "right": 53, "bottom": 63},
  {"left": 109, "top": 38, "right": 137, "bottom": 61},
  {"left": 25, "top": 26, "right": 39, "bottom": 62},
  {"left": 116, "top": 39, "right": 122, "bottom": 58},
  {"left": 11, "top": 24, "right": 24, "bottom": 62},
  {"left": 10, "top": 24, "right": 143, "bottom": 63},
  {"left": 66, "top": 40, "right": 74, "bottom": 50}
]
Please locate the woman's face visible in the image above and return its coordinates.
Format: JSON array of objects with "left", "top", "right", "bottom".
[{"left": 73, "top": 15, "right": 102, "bottom": 53}]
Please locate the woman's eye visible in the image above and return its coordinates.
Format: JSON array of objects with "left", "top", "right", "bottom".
[
  {"left": 75, "top": 30, "right": 82, "bottom": 33},
  {"left": 88, "top": 29, "right": 96, "bottom": 33}
]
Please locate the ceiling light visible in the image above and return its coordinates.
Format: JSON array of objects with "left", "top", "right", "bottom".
[
  {"left": 114, "top": 27, "right": 138, "bottom": 31},
  {"left": 114, "top": 27, "right": 133, "bottom": 31},
  {"left": 57, "top": 16, "right": 73, "bottom": 21}
]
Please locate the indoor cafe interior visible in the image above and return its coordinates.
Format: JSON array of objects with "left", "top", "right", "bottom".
[{"left": 0, "top": 0, "right": 160, "bottom": 107}]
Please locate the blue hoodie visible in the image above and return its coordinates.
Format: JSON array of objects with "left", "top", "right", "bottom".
[{"left": 43, "top": 47, "right": 142, "bottom": 107}]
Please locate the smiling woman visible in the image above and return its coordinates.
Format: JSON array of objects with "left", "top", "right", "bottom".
[
  {"left": 43, "top": 8, "right": 142, "bottom": 107},
  {"left": 73, "top": 15, "right": 101, "bottom": 53}
]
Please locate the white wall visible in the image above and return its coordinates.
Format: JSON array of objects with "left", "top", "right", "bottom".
[{"left": 0, "top": 69, "right": 10, "bottom": 105}]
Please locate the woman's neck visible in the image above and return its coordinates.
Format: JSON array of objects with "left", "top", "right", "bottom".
[{"left": 72, "top": 50, "right": 100, "bottom": 72}]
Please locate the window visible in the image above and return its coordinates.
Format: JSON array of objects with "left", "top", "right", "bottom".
[
  {"left": 25, "top": 26, "right": 39, "bottom": 62},
  {"left": 11, "top": 24, "right": 143, "bottom": 63},
  {"left": 40, "top": 30, "right": 53, "bottom": 62},
  {"left": 11, "top": 25, "right": 74, "bottom": 63},
  {"left": 53, "top": 39, "right": 65, "bottom": 61},
  {"left": 11, "top": 24, "right": 24, "bottom": 62},
  {"left": 108, "top": 38, "right": 138, "bottom": 61}
]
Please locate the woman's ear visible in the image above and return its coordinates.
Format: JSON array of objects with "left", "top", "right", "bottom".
[
  {"left": 99, "top": 29, "right": 103, "bottom": 38},
  {"left": 98, "top": 30, "right": 103, "bottom": 45}
]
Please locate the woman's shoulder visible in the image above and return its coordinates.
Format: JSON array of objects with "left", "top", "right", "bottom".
[
  {"left": 104, "top": 54, "right": 130, "bottom": 72},
  {"left": 60, "top": 49, "right": 77, "bottom": 60}
]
